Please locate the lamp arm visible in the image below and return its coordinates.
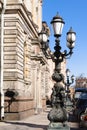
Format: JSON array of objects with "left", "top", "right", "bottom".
[
  {"left": 62, "top": 49, "right": 73, "bottom": 59},
  {"left": 65, "top": 79, "right": 74, "bottom": 87}
]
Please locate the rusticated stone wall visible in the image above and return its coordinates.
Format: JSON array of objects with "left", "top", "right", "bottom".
[
  {"left": 0, "top": 0, "right": 66, "bottom": 120},
  {"left": 3, "top": 2, "right": 46, "bottom": 120}
]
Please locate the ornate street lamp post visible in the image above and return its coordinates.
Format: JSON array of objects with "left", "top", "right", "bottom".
[
  {"left": 38, "top": 21, "right": 50, "bottom": 57},
  {"left": 66, "top": 69, "right": 75, "bottom": 92},
  {"left": 39, "top": 13, "right": 76, "bottom": 130},
  {"left": 65, "top": 69, "right": 75, "bottom": 112}
]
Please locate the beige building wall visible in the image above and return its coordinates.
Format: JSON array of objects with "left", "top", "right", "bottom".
[
  {"left": 7, "top": 0, "right": 42, "bottom": 31},
  {"left": 0, "top": 0, "right": 66, "bottom": 120},
  {"left": 23, "top": 0, "right": 42, "bottom": 32},
  {"left": 0, "top": 0, "right": 47, "bottom": 120}
]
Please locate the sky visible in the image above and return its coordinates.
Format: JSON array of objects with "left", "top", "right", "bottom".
[{"left": 42, "top": 0, "right": 87, "bottom": 78}]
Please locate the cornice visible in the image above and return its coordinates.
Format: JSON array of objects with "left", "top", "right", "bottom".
[
  {"left": 5, "top": 3, "right": 38, "bottom": 38},
  {"left": 31, "top": 53, "right": 47, "bottom": 65}
]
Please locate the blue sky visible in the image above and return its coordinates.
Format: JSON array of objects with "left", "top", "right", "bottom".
[{"left": 42, "top": 0, "right": 87, "bottom": 78}]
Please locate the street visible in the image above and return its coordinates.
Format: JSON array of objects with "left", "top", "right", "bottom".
[
  {"left": 68, "top": 111, "right": 87, "bottom": 130},
  {"left": 0, "top": 107, "right": 87, "bottom": 130}
]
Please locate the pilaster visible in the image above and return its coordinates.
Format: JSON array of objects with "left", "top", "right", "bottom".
[
  {"left": 23, "top": 0, "right": 32, "bottom": 13},
  {"left": 31, "top": 62, "right": 38, "bottom": 113},
  {"left": 37, "top": 0, "right": 42, "bottom": 31}
]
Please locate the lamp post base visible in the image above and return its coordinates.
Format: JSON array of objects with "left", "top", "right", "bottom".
[
  {"left": 65, "top": 97, "right": 73, "bottom": 113},
  {"left": 47, "top": 122, "right": 70, "bottom": 130}
]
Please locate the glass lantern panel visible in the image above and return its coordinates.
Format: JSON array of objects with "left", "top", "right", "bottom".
[
  {"left": 53, "top": 22, "right": 64, "bottom": 36},
  {"left": 42, "top": 33, "right": 48, "bottom": 43},
  {"left": 39, "top": 33, "right": 48, "bottom": 43},
  {"left": 66, "top": 69, "right": 70, "bottom": 76},
  {"left": 67, "top": 33, "right": 76, "bottom": 43}
]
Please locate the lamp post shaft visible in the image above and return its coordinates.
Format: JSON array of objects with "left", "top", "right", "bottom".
[{"left": 47, "top": 37, "right": 70, "bottom": 130}]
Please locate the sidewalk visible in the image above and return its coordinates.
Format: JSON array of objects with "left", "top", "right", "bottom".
[
  {"left": 0, "top": 107, "right": 84, "bottom": 130},
  {"left": 0, "top": 107, "right": 50, "bottom": 130}
]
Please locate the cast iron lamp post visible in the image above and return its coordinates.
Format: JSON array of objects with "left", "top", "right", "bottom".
[
  {"left": 66, "top": 69, "right": 75, "bottom": 92},
  {"left": 38, "top": 21, "right": 50, "bottom": 57},
  {"left": 65, "top": 69, "right": 75, "bottom": 112},
  {"left": 39, "top": 13, "right": 76, "bottom": 130}
]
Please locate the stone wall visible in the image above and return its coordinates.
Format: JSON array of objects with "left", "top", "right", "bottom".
[
  {"left": 0, "top": 0, "right": 66, "bottom": 120},
  {"left": 3, "top": 2, "right": 46, "bottom": 120}
]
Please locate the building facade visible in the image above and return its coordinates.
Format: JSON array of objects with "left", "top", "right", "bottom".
[
  {"left": 0, "top": 0, "right": 66, "bottom": 120},
  {"left": 75, "top": 77, "right": 87, "bottom": 88},
  {"left": 0, "top": 0, "right": 54, "bottom": 120}
]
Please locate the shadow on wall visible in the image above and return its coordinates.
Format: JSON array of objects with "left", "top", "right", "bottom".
[{"left": 4, "top": 89, "right": 18, "bottom": 112}]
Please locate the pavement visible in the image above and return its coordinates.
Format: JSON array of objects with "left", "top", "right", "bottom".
[
  {"left": 0, "top": 107, "right": 50, "bottom": 130},
  {"left": 0, "top": 107, "right": 86, "bottom": 130}
]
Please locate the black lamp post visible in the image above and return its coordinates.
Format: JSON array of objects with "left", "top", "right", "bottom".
[
  {"left": 39, "top": 13, "right": 76, "bottom": 130},
  {"left": 65, "top": 69, "right": 75, "bottom": 112},
  {"left": 38, "top": 21, "right": 50, "bottom": 57},
  {"left": 66, "top": 69, "right": 75, "bottom": 92}
]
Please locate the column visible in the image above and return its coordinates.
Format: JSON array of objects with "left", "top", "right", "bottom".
[
  {"left": 32, "top": 0, "right": 36, "bottom": 24},
  {"left": 37, "top": 0, "right": 42, "bottom": 31},
  {"left": 23, "top": 0, "right": 32, "bottom": 12},
  {"left": 31, "top": 62, "right": 38, "bottom": 114},
  {"left": 36, "top": 65, "right": 42, "bottom": 112}
]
